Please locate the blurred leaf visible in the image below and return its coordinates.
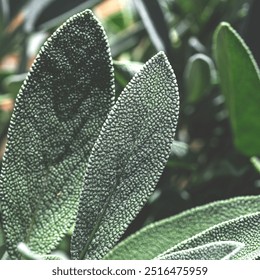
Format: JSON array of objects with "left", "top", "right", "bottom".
[
  {"left": 241, "top": 0, "right": 260, "bottom": 66},
  {"left": 0, "top": 10, "right": 115, "bottom": 259},
  {"left": 8, "top": 0, "right": 29, "bottom": 20},
  {"left": 163, "top": 212, "right": 260, "bottom": 260},
  {"left": 250, "top": 157, "right": 260, "bottom": 173},
  {"left": 0, "top": 0, "right": 8, "bottom": 28},
  {"left": 0, "top": 219, "right": 5, "bottom": 259},
  {"left": 71, "top": 52, "right": 179, "bottom": 260},
  {"left": 170, "top": 140, "right": 188, "bottom": 158},
  {"left": 185, "top": 54, "right": 216, "bottom": 104},
  {"left": 3, "top": 73, "right": 27, "bottom": 98},
  {"left": 110, "top": 22, "right": 145, "bottom": 57},
  {"left": 114, "top": 60, "right": 143, "bottom": 87},
  {"left": 214, "top": 22, "right": 260, "bottom": 156},
  {"left": 31, "top": 0, "right": 103, "bottom": 31},
  {"left": 157, "top": 241, "right": 244, "bottom": 260},
  {"left": 105, "top": 195, "right": 260, "bottom": 259},
  {"left": 133, "top": 0, "right": 173, "bottom": 58}
]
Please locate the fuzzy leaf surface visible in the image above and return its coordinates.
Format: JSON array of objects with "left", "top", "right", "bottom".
[
  {"left": 0, "top": 10, "right": 114, "bottom": 259},
  {"left": 71, "top": 52, "right": 179, "bottom": 260},
  {"left": 165, "top": 212, "right": 260, "bottom": 260},
  {"left": 105, "top": 195, "right": 260, "bottom": 259},
  {"left": 214, "top": 22, "right": 260, "bottom": 156},
  {"left": 157, "top": 241, "right": 244, "bottom": 260}
]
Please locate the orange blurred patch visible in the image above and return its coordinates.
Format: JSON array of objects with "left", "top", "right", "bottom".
[
  {"left": 94, "top": 0, "right": 124, "bottom": 19},
  {"left": 0, "top": 98, "right": 14, "bottom": 112},
  {"left": 0, "top": 53, "right": 19, "bottom": 71},
  {"left": 6, "top": 11, "right": 25, "bottom": 33}
]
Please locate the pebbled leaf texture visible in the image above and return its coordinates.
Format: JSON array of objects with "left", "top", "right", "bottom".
[
  {"left": 156, "top": 241, "right": 244, "bottom": 260},
  {"left": 0, "top": 9, "right": 114, "bottom": 259},
  {"left": 71, "top": 51, "right": 179, "bottom": 260},
  {"left": 164, "top": 212, "right": 260, "bottom": 260},
  {"left": 105, "top": 195, "right": 260, "bottom": 259}
]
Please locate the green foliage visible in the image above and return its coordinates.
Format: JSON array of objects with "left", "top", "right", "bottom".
[
  {"left": 250, "top": 157, "right": 260, "bottom": 173},
  {"left": 105, "top": 196, "right": 260, "bottom": 259},
  {"left": 214, "top": 22, "right": 260, "bottom": 156},
  {"left": 0, "top": 220, "right": 5, "bottom": 258},
  {"left": 157, "top": 241, "right": 244, "bottom": 260},
  {"left": 160, "top": 212, "right": 260, "bottom": 260},
  {"left": 71, "top": 52, "right": 179, "bottom": 260},
  {"left": 0, "top": 10, "right": 114, "bottom": 259},
  {"left": 0, "top": 1, "right": 259, "bottom": 261},
  {"left": 134, "top": 0, "right": 173, "bottom": 57},
  {"left": 184, "top": 54, "right": 216, "bottom": 104}
]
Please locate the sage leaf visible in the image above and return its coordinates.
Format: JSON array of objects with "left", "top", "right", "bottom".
[
  {"left": 157, "top": 241, "right": 244, "bottom": 260},
  {"left": 0, "top": 9, "right": 114, "bottom": 259},
  {"left": 71, "top": 51, "right": 179, "bottom": 260},
  {"left": 17, "top": 243, "right": 66, "bottom": 260},
  {"left": 184, "top": 54, "right": 216, "bottom": 104},
  {"left": 105, "top": 195, "right": 260, "bottom": 259},
  {"left": 165, "top": 212, "right": 260, "bottom": 260},
  {"left": 214, "top": 22, "right": 260, "bottom": 156}
]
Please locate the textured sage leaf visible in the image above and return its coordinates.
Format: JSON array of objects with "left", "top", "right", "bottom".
[
  {"left": 157, "top": 241, "right": 244, "bottom": 260},
  {"left": 105, "top": 195, "right": 260, "bottom": 259},
  {"left": 71, "top": 52, "right": 179, "bottom": 260},
  {"left": 164, "top": 212, "right": 260, "bottom": 260},
  {"left": 17, "top": 243, "right": 66, "bottom": 260},
  {"left": 0, "top": 9, "right": 114, "bottom": 259},
  {"left": 214, "top": 22, "right": 260, "bottom": 156},
  {"left": 185, "top": 54, "right": 216, "bottom": 104}
]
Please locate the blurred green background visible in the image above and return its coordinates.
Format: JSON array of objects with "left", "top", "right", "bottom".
[{"left": 0, "top": 0, "right": 259, "bottom": 257}]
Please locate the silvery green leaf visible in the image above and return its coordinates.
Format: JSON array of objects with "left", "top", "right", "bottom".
[
  {"left": 17, "top": 243, "right": 66, "bottom": 260},
  {"left": 71, "top": 51, "right": 179, "bottom": 260},
  {"left": 156, "top": 241, "right": 244, "bottom": 260},
  {"left": 165, "top": 212, "right": 260, "bottom": 260},
  {"left": 105, "top": 195, "right": 260, "bottom": 259},
  {"left": 0, "top": 9, "right": 114, "bottom": 259}
]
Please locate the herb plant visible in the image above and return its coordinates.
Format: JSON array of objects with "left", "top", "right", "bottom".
[{"left": 0, "top": 9, "right": 259, "bottom": 260}]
